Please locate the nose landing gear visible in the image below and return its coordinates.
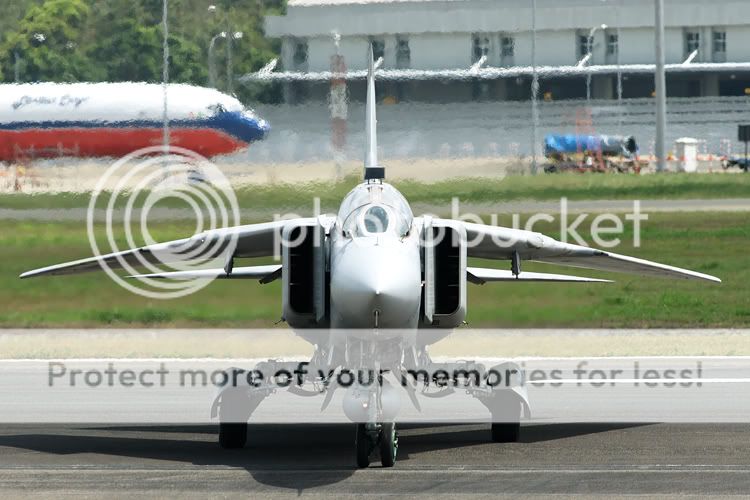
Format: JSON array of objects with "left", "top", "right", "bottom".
[{"left": 355, "top": 422, "right": 399, "bottom": 468}]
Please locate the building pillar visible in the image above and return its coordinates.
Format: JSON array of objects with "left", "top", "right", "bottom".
[{"left": 703, "top": 73, "right": 720, "bottom": 97}]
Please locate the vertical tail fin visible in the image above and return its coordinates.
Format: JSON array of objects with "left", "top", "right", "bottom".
[{"left": 364, "top": 44, "right": 384, "bottom": 180}]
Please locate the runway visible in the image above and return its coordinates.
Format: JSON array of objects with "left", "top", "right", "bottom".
[{"left": 0, "top": 423, "right": 748, "bottom": 497}]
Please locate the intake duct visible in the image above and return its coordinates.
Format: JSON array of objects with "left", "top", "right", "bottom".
[
  {"left": 421, "top": 218, "right": 466, "bottom": 328},
  {"left": 282, "top": 220, "right": 328, "bottom": 328}
]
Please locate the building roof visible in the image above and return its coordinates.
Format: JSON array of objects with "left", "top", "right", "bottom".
[
  {"left": 270, "top": 0, "right": 750, "bottom": 38},
  {"left": 288, "top": 0, "right": 460, "bottom": 5}
]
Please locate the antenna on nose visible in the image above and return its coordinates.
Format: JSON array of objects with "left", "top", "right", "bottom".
[{"left": 364, "top": 43, "right": 385, "bottom": 182}]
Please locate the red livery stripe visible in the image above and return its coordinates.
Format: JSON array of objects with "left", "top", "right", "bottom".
[{"left": 0, "top": 128, "right": 248, "bottom": 162}]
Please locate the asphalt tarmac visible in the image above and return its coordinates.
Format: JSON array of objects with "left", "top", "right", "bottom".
[{"left": 0, "top": 422, "right": 748, "bottom": 498}]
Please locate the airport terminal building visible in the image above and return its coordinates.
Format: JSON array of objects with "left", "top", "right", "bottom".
[{"left": 264, "top": 0, "right": 750, "bottom": 102}]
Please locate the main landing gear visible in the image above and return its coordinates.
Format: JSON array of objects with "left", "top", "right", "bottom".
[{"left": 355, "top": 422, "right": 398, "bottom": 468}]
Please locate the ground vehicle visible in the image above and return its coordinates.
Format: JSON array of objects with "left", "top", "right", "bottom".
[{"left": 543, "top": 134, "right": 644, "bottom": 173}]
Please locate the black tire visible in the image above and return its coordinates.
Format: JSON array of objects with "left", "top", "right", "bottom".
[
  {"left": 491, "top": 422, "right": 520, "bottom": 443},
  {"left": 219, "top": 422, "right": 247, "bottom": 449},
  {"left": 355, "top": 423, "right": 371, "bottom": 468},
  {"left": 491, "top": 400, "right": 522, "bottom": 443},
  {"left": 218, "top": 389, "right": 250, "bottom": 449},
  {"left": 379, "top": 422, "right": 398, "bottom": 468}
]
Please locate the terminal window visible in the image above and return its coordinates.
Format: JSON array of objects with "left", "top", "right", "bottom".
[
  {"left": 472, "top": 34, "right": 491, "bottom": 62},
  {"left": 685, "top": 31, "right": 700, "bottom": 56},
  {"left": 292, "top": 40, "right": 308, "bottom": 70},
  {"left": 371, "top": 38, "right": 385, "bottom": 64},
  {"left": 396, "top": 37, "right": 411, "bottom": 69},
  {"left": 606, "top": 33, "right": 618, "bottom": 56},
  {"left": 501, "top": 36, "right": 514, "bottom": 58},
  {"left": 713, "top": 30, "right": 726, "bottom": 61},
  {"left": 578, "top": 34, "right": 592, "bottom": 58}
]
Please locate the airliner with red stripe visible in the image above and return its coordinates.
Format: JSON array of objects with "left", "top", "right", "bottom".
[{"left": 0, "top": 82, "right": 269, "bottom": 162}]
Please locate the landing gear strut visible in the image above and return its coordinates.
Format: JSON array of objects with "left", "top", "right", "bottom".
[{"left": 355, "top": 422, "right": 398, "bottom": 468}]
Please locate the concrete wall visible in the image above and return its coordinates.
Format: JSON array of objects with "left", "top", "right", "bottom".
[
  {"left": 726, "top": 26, "right": 750, "bottom": 62},
  {"left": 410, "top": 33, "right": 470, "bottom": 70}
]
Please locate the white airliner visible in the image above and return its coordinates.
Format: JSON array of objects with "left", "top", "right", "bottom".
[
  {"left": 0, "top": 83, "right": 268, "bottom": 161},
  {"left": 21, "top": 47, "right": 720, "bottom": 468}
]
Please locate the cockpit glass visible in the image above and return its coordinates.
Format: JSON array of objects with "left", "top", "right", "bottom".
[
  {"left": 207, "top": 103, "right": 226, "bottom": 115},
  {"left": 339, "top": 183, "right": 413, "bottom": 237},
  {"left": 363, "top": 206, "right": 389, "bottom": 233}
]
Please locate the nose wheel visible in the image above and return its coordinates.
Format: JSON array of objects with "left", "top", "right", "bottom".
[{"left": 355, "top": 422, "right": 398, "bottom": 468}]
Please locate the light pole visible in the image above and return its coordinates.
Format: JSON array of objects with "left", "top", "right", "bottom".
[
  {"left": 208, "top": 4, "right": 242, "bottom": 94},
  {"left": 227, "top": 31, "right": 242, "bottom": 95},
  {"left": 162, "top": 0, "right": 170, "bottom": 151},
  {"left": 208, "top": 32, "right": 226, "bottom": 88},
  {"left": 654, "top": 0, "right": 667, "bottom": 172},
  {"left": 616, "top": 0, "right": 623, "bottom": 134},
  {"left": 584, "top": 24, "right": 608, "bottom": 102},
  {"left": 14, "top": 51, "right": 21, "bottom": 83},
  {"left": 14, "top": 33, "right": 46, "bottom": 83},
  {"left": 531, "top": 0, "right": 539, "bottom": 174}
]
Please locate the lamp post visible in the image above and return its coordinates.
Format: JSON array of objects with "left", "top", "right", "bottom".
[
  {"left": 14, "top": 51, "right": 21, "bottom": 83},
  {"left": 654, "top": 0, "right": 667, "bottom": 172},
  {"left": 227, "top": 31, "right": 243, "bottom": 95},
  {"left": 14, "top": 33, "right": 46, "bottom": 83},
  {"left": 585, "top": 24, "right": 608, "bottom": 102},
  {"left": 208, "top": 4, "right": 242, "bottom": 94},
  {"left": 162, "top": 0, "right": 169, "bottom": 151},
  {"left": 531, "top": 0, "right": 539, "bottom": 174},
  {"left": 208, "top": 32, "right": 226, "bottom": 89},
  {"left": 616, "top": 0, "right": 623, "bottom": 134}
]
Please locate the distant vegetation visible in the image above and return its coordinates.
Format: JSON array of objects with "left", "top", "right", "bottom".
[{"left": 0, "top": 0, "right": 285, "bottom": 102}]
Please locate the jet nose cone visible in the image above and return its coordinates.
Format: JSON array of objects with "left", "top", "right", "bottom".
[{"left": 330, "top": 240, "right": 421, "bottom": 328}]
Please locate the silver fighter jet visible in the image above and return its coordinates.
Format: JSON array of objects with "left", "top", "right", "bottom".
[{"left": 21, "top": 47, "right": 720, "bottom": 468}]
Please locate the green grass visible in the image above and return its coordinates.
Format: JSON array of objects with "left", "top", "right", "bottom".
[
  {"left": 1, "top": 211, "right": 747, "bottom": 328},
  {"left": 2, "top": 172, "right": 749, "bottom": 211}
]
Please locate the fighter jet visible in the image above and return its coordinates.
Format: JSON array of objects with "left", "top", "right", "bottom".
[{"left": 21, "top": 47, "right": 720, "bottom": 468}]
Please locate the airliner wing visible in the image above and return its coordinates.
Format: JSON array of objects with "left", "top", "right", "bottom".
[
  {"left": 462, "top": 222, "right": 721, "bottom": 283},
  {"left": 19, "top": 218, "right": 317, "bottom": 278}
]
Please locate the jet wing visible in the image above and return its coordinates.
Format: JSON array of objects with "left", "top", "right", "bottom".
[
  {"left": 467, "top": 267, "right": 611, "bottom": 284},
  {"left": 462, "top": 222, "right": 721, "bottom": 283},
  {"left": 127, "top": 265, "right": 282, "bottom": 282},
  {"left": 20, "top": 218, "right": 317, "bottom": 278}
]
